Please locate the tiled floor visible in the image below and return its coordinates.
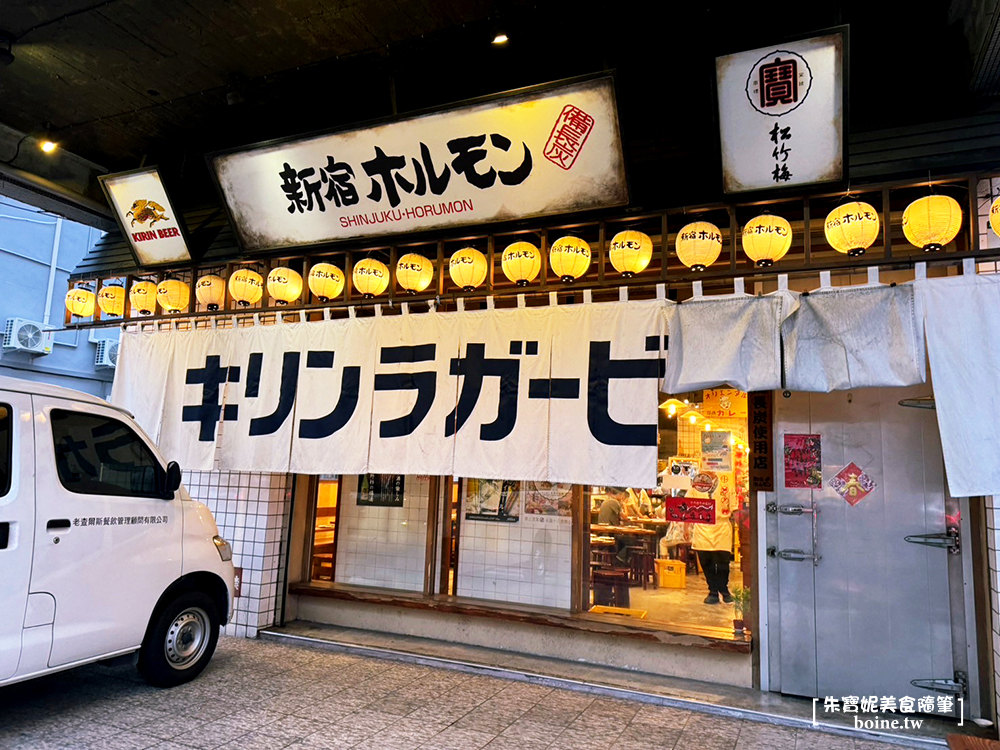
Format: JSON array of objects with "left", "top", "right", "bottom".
[{"left": 0, "top": 637, "right": 922, "bottom": 749}]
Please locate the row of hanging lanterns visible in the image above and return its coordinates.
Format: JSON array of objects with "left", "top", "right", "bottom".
[{"left": 65, "top": 194, "right": 974, "bottom": 317}]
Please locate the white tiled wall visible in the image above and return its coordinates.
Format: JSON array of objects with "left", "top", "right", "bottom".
[
  {"left": 335, "top": 475, "right": 428, "bottom": 592},
  {"left": 985, "top": 495, "right": 999, "bottom": 720},
  {"left": 183, "top": 470, "right": 291, "bottom": 638},
  {"left": 457, "top": 516, "right": 572, "bottom": 609}
]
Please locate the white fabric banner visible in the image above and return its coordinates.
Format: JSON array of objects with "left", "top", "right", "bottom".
[
  {"left": 783, "top": 283, "right": 926, "bottom": 392},
  {"left": 663, "top": 293, "right": 793, "bottom": 393},
  {"left": 921, "top": 274, "right": 1000, "bottom": 498}
]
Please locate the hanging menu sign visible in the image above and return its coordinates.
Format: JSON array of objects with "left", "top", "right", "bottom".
[
  {"left": 716, "top": 30, "right": 845, "bottom": 193},
  {"left": 209, "top": 77, "right": 627, "bottom": 252}
]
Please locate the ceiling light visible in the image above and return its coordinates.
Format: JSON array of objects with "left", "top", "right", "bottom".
[
  {"left": 40, "top": 140, "right": 57, "bottom": 154},
  {"left": 492, "top": 32, "right": 508, "bottom": 45}
]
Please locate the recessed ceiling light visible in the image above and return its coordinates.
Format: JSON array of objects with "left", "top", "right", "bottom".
[{"left": 492, "top": 32, "right": 508, "bottom": 45}]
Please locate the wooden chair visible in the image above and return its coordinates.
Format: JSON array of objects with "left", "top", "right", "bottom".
[{"left": 592, "top": 568, "right": 630, "bottom": 607}]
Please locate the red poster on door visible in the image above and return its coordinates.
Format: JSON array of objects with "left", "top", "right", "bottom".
[
  {"left": 784, "top": 434, "right": 822, "bottom": 489},
  {"left": 664, "top": 496, "right": 716, "bottom": 525}
]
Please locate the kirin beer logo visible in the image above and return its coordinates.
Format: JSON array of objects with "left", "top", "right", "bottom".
[
  {"left": 127, "top": 199, "right": 169, "bottom": 228},
  {"left": 745, "top": 49, "right": 813, "bottom": 116}
]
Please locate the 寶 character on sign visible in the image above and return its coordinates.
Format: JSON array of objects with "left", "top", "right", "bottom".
[{"left": 759, "top": 56, "right": 798, "bottom": 108}]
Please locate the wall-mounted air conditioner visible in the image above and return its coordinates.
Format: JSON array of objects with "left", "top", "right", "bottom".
[
  {"left": 3, "top": 318, "right": 54, "bottom": 355},
  {"left": 95, "top": 339, "right": 119, "bottom": 369}
]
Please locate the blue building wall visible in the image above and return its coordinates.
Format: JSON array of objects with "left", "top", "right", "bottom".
[{"left": 0, "top": 196, "right": 117, "bottom": 398}]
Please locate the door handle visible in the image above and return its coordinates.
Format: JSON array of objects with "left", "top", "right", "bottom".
[
  {"left": 777, "top": 548, "right": 821, "bottom": 563},
  {"left": 46, "top": 518, "right": 70, "bottom": 531}
]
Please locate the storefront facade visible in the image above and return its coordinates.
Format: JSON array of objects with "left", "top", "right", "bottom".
[{"left": 64, "top": 65, "right": 1000, "bottom": 727}]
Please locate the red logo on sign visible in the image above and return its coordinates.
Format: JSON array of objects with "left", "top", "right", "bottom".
[{"left": 544, "top": 105, "right": 595, "bottom": 171}]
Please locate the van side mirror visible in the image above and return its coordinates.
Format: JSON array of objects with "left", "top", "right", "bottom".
[{"left": 162, "top": 461, "right": 182, "bottom": 497}]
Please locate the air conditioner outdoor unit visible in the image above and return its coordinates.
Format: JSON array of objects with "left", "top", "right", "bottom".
[
  {"left": 3, "top": 318, "right": 54, "bottom": 355},
  {"left": 95, "top": 339, "right": 119, "bottom": 369}
]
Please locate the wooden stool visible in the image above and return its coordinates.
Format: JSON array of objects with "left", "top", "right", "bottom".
[
  {"left": 591, "top": 549, "right": 615, "bottom": 568},
  {"left": 628, "top": 547, "right": 656, "bottom": 589},
  {"left": 592, "top": 568, "right": 630, "bottom": 607}
]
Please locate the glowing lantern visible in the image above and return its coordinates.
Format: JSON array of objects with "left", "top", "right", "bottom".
[
  {"left": 991, "top": 196, "right": 1000, "bottom": 239},
  {"left": 609, "top": 230, "right": 653, "bottom": 277},
  {"left": 228, "top": 268, "right": 264, "bottom": 307},
  {"left": 308, "top": 263, "right": 345, "bottom": 302},
  {"left": 353, "top": 258, "right": 389, "bottom": 298},
  {"left": 129, "top": 280, "right": 157, "bottom": 315},
  {"left": 675, "top": 221, "right": 722, "bottom": 271},
  {"left": 449, "top": 247, "right": 488, "bottom": 291},
  {"left": 267, "top": 267, "right": 303, "bottom": 305},
  {"left": 501, "top": 241, "right": 541, "bottom": 286},
  {"left": 824, "top": 201, "right": 880, "bottom": 257},
  {"left": 97, "top": 284, "right": 125, "bottom": 317},
  {"left": 195, "top": 274, "right": 226, "bottom": 311},
  {"left": 902, "top": 195, "right": 963, "bottom": 252},
  {"left": 396, "top": 253, "right": 434, "bottom": 294},
  {"left": 65, "top": 287, "right": 95, "bottom": 318},
  {"left": 742, "top": 213, "right": 792, "bottom": 267},
  {"left": 549, "top": 236, "right": 591, "bottom": 282},
  {"left": 156, "top": 279, "right": 190, "bottom": 313}
]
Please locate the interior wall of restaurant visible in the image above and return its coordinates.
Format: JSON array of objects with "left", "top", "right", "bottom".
[
  {"left": 334, "top": 474, "right": 429, "bottom": 592},
  {"left": 292, "top": 595, "right": 753, "bottom": 688}
]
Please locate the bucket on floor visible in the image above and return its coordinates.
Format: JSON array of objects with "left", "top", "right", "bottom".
[{"left": 655, "top": 558, "right": 686, "bottom": 589}]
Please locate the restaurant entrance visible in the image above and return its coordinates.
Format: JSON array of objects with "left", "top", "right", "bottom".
[{"left": 766, "top": 385, "right": 982, "bottom": 719}]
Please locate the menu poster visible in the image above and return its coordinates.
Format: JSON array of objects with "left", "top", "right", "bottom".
[
  {"left": 522, "top": 481, "right": 573, "bottom": 526},
  {"left": 784, "top": 434, "right": 823, "bottom": 489},
  {"left": 465, "top": 478, "right": 520, "bottom": 523},
  {"left": 357, "top": 474, "right": 405, "bottom": 507},
  {"left": 702, "top": 431, "right": 732, "bottom": 472},
  {"left": 664, "top": 496, "right": 716, "bottom": 525}
]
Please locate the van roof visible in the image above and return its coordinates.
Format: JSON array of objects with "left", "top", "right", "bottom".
[{"left": 0, "top": 376, "right": 133, "bottom": 417}]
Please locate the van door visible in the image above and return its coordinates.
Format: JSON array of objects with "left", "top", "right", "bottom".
[
  {"left": 30, "top": 397, "right": 182, "bottom": 667},
  {"left": 0, "top": 392, "right": 32, "bottom": 681}
]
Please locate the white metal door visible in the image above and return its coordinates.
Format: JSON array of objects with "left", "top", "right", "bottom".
[
  {"left": 770, "top": 386, "right": 960, "bottom": 708},
  {"left": 30, "top": 396, "right": 182, "bottom": 667},
  {"left": 0, "top": 392, "right": 33, "bottom": 681}
]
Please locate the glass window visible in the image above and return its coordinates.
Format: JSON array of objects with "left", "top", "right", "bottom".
[
  {"left": 0, "top": 404, "right": 11, "bottom": 497},
  {"left": 310, "top": 476, "right": 339, "bottom": 582},
  {"left": 51, "top": 410, "right": 162, "bottom": 497}
]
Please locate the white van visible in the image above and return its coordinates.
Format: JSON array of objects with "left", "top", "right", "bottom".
[{"left": 0, "top": 377, "right": 234, "bottom": 688}]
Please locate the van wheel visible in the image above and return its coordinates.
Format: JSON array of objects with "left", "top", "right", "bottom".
[{"left": 138, "top": 591, "right": 219, "bottom": 687}]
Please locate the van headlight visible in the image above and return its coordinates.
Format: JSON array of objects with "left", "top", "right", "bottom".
[{"left": 213, "top": 535, "right": 232, "bottom": 562}]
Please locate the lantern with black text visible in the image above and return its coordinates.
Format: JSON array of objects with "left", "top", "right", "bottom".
[
  {"left": 501, "top": 241, "right": 541, "bottom": 286},
  {"left": 396, "top": 253, "right": 434, "bottom": 294},
  {"left": 195, "top": 274, "right": 226, "bottom": 311},
  {"left": 742, "top": 213, "right": 792, "bottom": 267},
  {"left": 267, "top": 267, "right": 303, "bottom": 305},
  {"left": 608, "top": 230, "right": 652, "bottom": 277},
  {"left": 549, "top": 236, "right": 591, "bottom": 282},
  {"left": 675, "top": 221, "right": 722, "bottom": 271},
  {"left": 308, "top": 263, "right": 345, "bottom": 302},
  {"left": 129, "top": 280, "right": 157, "bottom": 315},
  {"left": 449, "top": 247, "right": 488, "bottom": 291},
  {"left": 157, "top": 278, "right": 190, "bottom": 313},
  {"left": 228, "top": 268, "right": 264, "bottom": 307},
  {"left": 353, "top": 258, "right": 389, "bottom": 298},
  {"left": 97, "top": 284, "right": 125, "bottom": 317},
  {"left": 991, "top": 196, "right": 1000, "bottom": 239},
  {"left": 65, "top": 287, "right": 95, "bottom": 318},
  {"left": 902, "top": 195, "right": 963, "bottom": 252},
  {"left": 824, "top": 201, "right": 880, "bottom": 256}
]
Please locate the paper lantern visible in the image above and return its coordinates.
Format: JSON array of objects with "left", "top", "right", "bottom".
[
  {"left": 129, "top": 280, "right": 157, "bottom": 315},
  {"left": 902, "top": 195, "right": 963, "bottom": 252},
  {"left": 157, "top": 278, "right": 190, "bottom": 313},
  {"left": 675, "top": 221, "right": 723, "bottom": 271},
  {"left": 608, "top": 230, "right": 653, "bottom": 277},
  {"left": 449, "top": 247, "right": 488, "bottom": 291},
  {"left": 228, "top": 268, "right": 264, "bottom": 307},
  {"left": 307, "top": 262, "right": 345, "bottom": 302},
  {"left": 267, "top": 267, "right": 303, "bottom": 305},
  {"left": 991, "top": 196, "right": 1000, "bottom": 239},
  {"left": 195, "top": 274, "right": 226, "bottom": 311},
  {"left": 824, "top": 201, "right": 880, "bottom": 257},
  {"left": 742, "top": 213, "right": 792, "bottom": 267},
  {"left": 353, "top": 258, "right": 389, "bottom": 298},
  {"left": 396, "top": 253, "right": 434, "bottom": 294},
  {"left": 501, "top": 241, "right": 541, "bottom": 286},
  {"left": 65, "top": 287, "right": 95, "bottom": 318},
  {"left": 96, "top": 284, "right": 125, "bottom": 317},
  {"left": 549, "top": 236, "right": 591, "bottom": 282}
]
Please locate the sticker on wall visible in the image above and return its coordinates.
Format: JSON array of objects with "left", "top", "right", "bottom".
[
  {"left": 664, "top": 495, "right": 716, "bottom": 525},
  {"left": 702, "top": 431, "right": 733, "bottom": 472},
  {"left": 233, "top": 567, "right": 243, "bottom": 598},
  {"left": 784, "top": 433, "right": 822, "bottom": 489},
  {"left": 357, "top": 474, "right": 405, "bottom": 507},
  {"left": 522, "top": 481, "right": 573, "bottom": 526},
  {"left": 829, "top": 462, "right": 877, "bottom": 506},
  {"left": 465, "top": 478, "right": 520, "bottom": 523}
]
